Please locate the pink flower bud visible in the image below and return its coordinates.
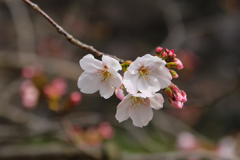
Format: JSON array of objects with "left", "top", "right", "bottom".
[
  {"left": 156, "top": 47, "right": 163, "bottom": 53},
  {"left": 169, "top": 98, "right": 183, "bottom": 109},
  {"left": 169, "top": 70, "right": 179, "bottom": 79},
  {"left": 165, "top": 83, "right": 187, "bottom": 109},
  {"left": 162, "top": 52, "right": 168, "bottom": 58},
  {"left": 181, "top": 90, "right": 187, "bottom": 103},
  {"left": 164, "top": 87, "right": 173, "bottom": 98},
  {"left": 168, "top": 50, "right": 174, "bottom": 57},
  {"left": 165, "top": 48, "right": 170, "bottom": 53},
  {"left": 173, "top": 58, "right": 184, "bottom": 70},
  {"left": 70, "top": 92, "right": 82, "bottom": 106},
  {"left": 115, "top": 86, "right": 125, "bottom": 100},
  {"left": 173, "top": 91, "right": 183, "bottom": 102}
]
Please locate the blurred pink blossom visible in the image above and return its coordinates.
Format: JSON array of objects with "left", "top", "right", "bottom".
[
  {"left": 22, "top": 66, "right": 36, "bottom": 79},
  {"left": 43, "top": 78, "right": 67, "bottom": 98},
  {"left": 98, "top": 122, "right": 115, "bottom": 139},
  {"left": 52, "top": 78, "right": 67, "bottom": 96},
  {"left": 20, "top": 80, "right": 39, "bottom": 109},
  {"left": 177, "top": 132, "right": 198, "bottom": 150},
  {"left": 69, "top": 92, "right": 82, "bottom": 106},
  {"left": 43, "top": 84, "right": 58, "bottom": 98},
  {"left": 85, "top": 127, "right": 102, "bottom": 147},
  {"left": 217, "top": 136, "right": 237, "bottom": 159},
  {"left": 177, "top": 50, "right": 201, "bottom": 71}
]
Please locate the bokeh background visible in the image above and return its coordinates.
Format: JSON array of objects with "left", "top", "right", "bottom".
[{"left": 0, "top": 0, "right": 240, "bottom": 159}]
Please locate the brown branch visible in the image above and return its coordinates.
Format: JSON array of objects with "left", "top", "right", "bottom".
[{"left": 22, "top": 0, "right": 124, "bottom": 63}]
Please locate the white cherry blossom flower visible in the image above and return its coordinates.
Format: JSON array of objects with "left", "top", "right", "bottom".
[
  {"left": 115, "top": 93, "right": 164, "bottom": 127},
  {"left": 78, "top": 54, "right": 122, "bottom": 99},
  {"left": 123, "top": 54, "right": 172, "bottom": 96}
]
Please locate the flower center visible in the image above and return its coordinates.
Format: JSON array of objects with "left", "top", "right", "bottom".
[
  {"left": 130, "top": 97, "right": 146, "bottom": 109},
  {"left": 139, "top": 66, "right": 153, "bottom": 80},
  {"left": 97, "top": 69, "right": 111, "bottom": 82}
]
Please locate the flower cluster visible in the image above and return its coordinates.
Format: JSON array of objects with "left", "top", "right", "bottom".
[
  {"left": 78, "top": 47, "right": 186, "bottom": 127},
  {"left": 20, "top": 66, "right": 81, "bottom": 112},
  {"left": 164, "top": 83, "right": 187, "bottom": 109},
  {"left": 68, "top": 122, "right": 115, "bottom": 148}
]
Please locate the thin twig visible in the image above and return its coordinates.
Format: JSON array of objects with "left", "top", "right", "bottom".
[{"left": 22, "top": 0, "right": 124, "bottom": 63}]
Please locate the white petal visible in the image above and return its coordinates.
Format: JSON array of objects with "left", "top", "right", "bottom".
[
  {"left": 78, "top": 72, "right": 101, "bottom": 93},
  {"left": 110, "top": 73, "right": 122, "bottom": 88},
  {"left": 148, "top": 75, "right": 161, "bottom": 92},
  {"left": 80, "top": 54, "right": 103, "bottom": 73},
  {"left": 129, "top": 104, "right": 153, "bottom": 127},
  {"left": 123, "top": 72, "right": 139, "bottom": 94},
  {"left": 132, "top": 93, "right": 147, "bottom": 98},
  {"left": 158, "top": 77, "right": 171, "bottom": 89},
  {"left": 100, "top": 81, "right": 115, "bottom": 99},
  {"left": 127, "top": 66, "right": 139, "bottom": 74},
  {"left": 141, "top": 54, "right": 154, "bottom": 63},
  {"left": 129, "top": 104, "right": 143, "bottom": 127},
  {"left": 140, "top": 105, "right": 153, "bottom": 126},
  {"left": 154, "top": 67, "right": 172, "bottom": 89},
  {"left": 149, "top": 93, "right": 164, "bottom": 110},
  {"left": 107, "top": 68, "right": 122, "bottom": 88},
  {"left": 115, "top": 94, "right": 132, "bottom": 122},
  {"left": 144, "top": 55, "right": 166, "bottom": 68},
  {"left": 130, "top": 57, "right": 143, "bottom": 70},
  {"left": 102, "top": 55, "right": 122, "bottom": 71},
  {"left": 137, "top": 77, "right": 155, "bottom": 97},
  {"left": 158, "top": 66, "right": 172, "bottom": 80}
]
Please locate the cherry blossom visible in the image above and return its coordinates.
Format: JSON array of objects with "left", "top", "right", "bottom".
[
  {"left": 123, "top": 54, "right": 172, "bottom": 96},
  {"left": 78, "top": 54, "right": 122, "bottom": 99},
  {"left": 115, "top": 84, "right": 125, "bottom": 100},
  {"left": 115, "top": 93, "right": 164, "bottom": 127},
  {"left": 164, "top": 83, "right": 187, "bottom": 109}
]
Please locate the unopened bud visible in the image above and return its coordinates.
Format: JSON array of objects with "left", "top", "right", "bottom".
[
  {"left": 165, "top": 83, "right": 187, "bottom": 109},
  {"left": 173, "top": 58, "right": 184, "bottom": 70},
  {"left": 156, "top": 47, "right": 163, "bottom": 53},
  {"left": 169, "top": 98, "right": 183, "bottom": 109},
  {"left": 165, "top": 48, "right": 170, "bottom": 53},
  {"left": 164, "top": 87, "right": 173, "bottom": 98},
  {"left": 181, "top": 90, "right": 187, "bottom": 103},
  {"left": 169, "top": 70, "right": 179, "bottom": 79},
  {"left": 121, "top": 61, "right": 132, "bottom": 72},
  {"left": 162, "top": 52, "right": 167, "bottom": 57},
  {"left": 115, "top": 86, "right": 125, "bottom": 100},
  {"left": 173, "top": 91, "right": 183, "bottom": 102},
  {"left": 169, "top": 50, "right": 176, "bottom": 58},
  {"left": 166, "top": 62, "right": 177, "bottom": 69}
]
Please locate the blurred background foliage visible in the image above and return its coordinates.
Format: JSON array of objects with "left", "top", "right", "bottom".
[{"left": 0, "top": 0, "right": 240, "bottom": 159}]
